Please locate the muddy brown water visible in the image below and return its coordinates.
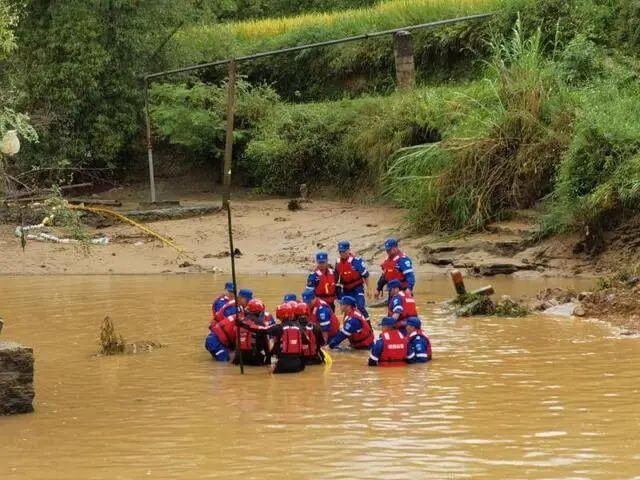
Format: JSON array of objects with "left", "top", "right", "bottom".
[{"left": 1, "top": 274, "right": 640, "bottom": 479}]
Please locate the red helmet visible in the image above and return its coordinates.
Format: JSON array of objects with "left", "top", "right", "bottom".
[
  {"left": 294, "top": 302, "right": 309, "bottom": 317},
  {"left": 247, "top": 299, "right": 265, "bottom": 314},
  {"left": 276, "top": 303, "right": 294, "bottom": 320}
]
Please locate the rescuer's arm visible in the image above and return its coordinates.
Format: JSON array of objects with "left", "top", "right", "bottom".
[
  {"left": 398, "top": 257, "right": 415, "bottom": 292},
  {"left": 368, "top": 338, "right": 383, "bottom": 366}
]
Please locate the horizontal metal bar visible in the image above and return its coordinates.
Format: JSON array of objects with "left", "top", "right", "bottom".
[{"left": 145, "top": 12, "right": 493, "bottom": 81}]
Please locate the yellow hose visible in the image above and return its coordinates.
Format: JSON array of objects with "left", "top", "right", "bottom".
[{"left": 69, "top": 205, "right": 192, "bottom": 258}]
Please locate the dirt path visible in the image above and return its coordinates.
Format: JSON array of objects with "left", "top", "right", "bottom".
[{"left": 0, "top": 197, "right": 439, "bottom": 276}]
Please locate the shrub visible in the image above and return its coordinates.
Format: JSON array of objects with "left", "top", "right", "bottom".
[
  {"left": 243, "top": 87, "right": 448, "bottom": 195},
  {"left": 385, "top": 17, "right": 572, "bottom": 231},
  {"left": 150, "top": 80, "right": 279, "bottom": 165},
  {"left": 542, "top": 86, "right": 640, "bottom": 234}
]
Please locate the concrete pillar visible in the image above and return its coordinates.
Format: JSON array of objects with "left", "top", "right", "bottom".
[
  {"left": 0, "top": 341, "right": 35, "bottom": 415},
  {"left": 394, "top": 31, "right": 415, "bottom": 90}
]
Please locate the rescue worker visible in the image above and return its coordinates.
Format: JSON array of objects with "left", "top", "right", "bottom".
[
  {"left": 307, "top": 251, "right": 337, "bottom": 310},
  {"left": 283, "top": 293, "right": 297, "bottom": 303},
  {"left": 295, "top": 301, "right": 326, "bottom": 365},
  {"left": 375, "top": 238, "right": 415, "bottom": 299},
  {"left": 302, "top": 288, "right": 340, "bottom": 343},
  {"left": 212, "top": 282, "right": 234, "bottom": 320},
  {"left": 238, "top": 303, "right": 309, "bottom": 374},
  {"left": 233, "top": 299, "right": 273, "bottom": 366},
  {"left": 368, "top": 317, "right": 408, "bottom": 366},
  {"left": 215, "top": 288, "right": 252, "bottom": 324},
  {"left": 406, "top": 317, "right": 432, "bottom": 363},
  {"left": 205, "top": 288, "right": 253, "bottom": 362},
  {"left": 387, "top": 279, "right": 418, "bottom": 334},
  {"left": 335, "top": 240, "right": 370, "bottom": 318},
  {"left": 328, "top": 296, "right": 374, "bottom": 350}
]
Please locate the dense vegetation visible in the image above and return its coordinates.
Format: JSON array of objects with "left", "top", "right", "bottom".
[{"left": 2, "top": 0, "right": 640, "bottom": 242}]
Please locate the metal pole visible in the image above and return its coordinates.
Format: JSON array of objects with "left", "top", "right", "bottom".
[
  {"left": 227, "top": 203, "right": 244, "bottom": 374},
  {"left": 144, "top": 80, "right": 157, "bottom": 203},
  {"left": 222, "top": 59, "right": 237, "bottom": 209}
]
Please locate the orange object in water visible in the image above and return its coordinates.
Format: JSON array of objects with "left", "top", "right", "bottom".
[{"left": 450, "top": 269, "right": 467, "bottom": 295}]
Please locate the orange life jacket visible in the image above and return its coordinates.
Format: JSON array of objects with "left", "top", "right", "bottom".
[
  {"left": 388, "top": 290, "right": 418, "bottom": 329},
  {"left": 310, "top": 298, "right": 340, "bottom": 338},
  {"left": 212, "top": 317, "right": 236, "bottom": 349},
  {"left": 336, "top": 254, "right": 364, "bottom": 290},
  {"left": 381, "top": 252, "right": 409, "bottom": 289},
  {"left": 301, "top": 324, "right": 318, "bottom": 358},
  {"left": 379, "top": 330, "right": 408, "bottom": 366},
  {"left": 348, "top": 310, "right": 374, "bottom": 349},
  {"left": 314, "top": 267, "right": 336, "bottom": 303}
]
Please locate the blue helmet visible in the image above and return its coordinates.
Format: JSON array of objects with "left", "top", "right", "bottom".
[
  {"left": 224, "top": 282, "right": 235, "bottom": 292},
  {"left": 406, "top": 317, "right": 421, "bottom": 329},
  {"left": 337, "top": 240, "right": 351, "bottom": 253},
  {"left": 387, "top": 279, "right": 402, "bottom": 290},
  {"left": 283, "top": 293, "right": 297, "bottom": 302},
  {"left": 316, "top": 251, "right": 328, "bottom": 263},
  {"left": 302, "top": 289, "right": 315, "bottom": 303},
  {"left": 379, "top": 316, "right": 396, "bottom": 328},
  {"left": 384, "top": 237, "right": 399, "bottom": 251},
  {"left": 340, "top": 296, "right": 357, "bottom": 307},
  {"left": 238, "top": 288, "right": 253, "bottom": 300}
]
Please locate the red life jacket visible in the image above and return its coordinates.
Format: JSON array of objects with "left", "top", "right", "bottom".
[
  {"left": 336, "top": 255, "right": 364, "bottom": 290},
  {"left": 212, "top": 317, "right": 237, "bottom": 348},
  {"left": 281, "top": 324, "right": 303, "bottom": 355},
  {"left": 381, "top": 252, "right": 409, "bottom": 289},
  {"left": 388, "top": 290, "right": 418, "bottom": 329},
  {"left": 215, "top": 299, "right": 237, "bottom": 324},
  {"left": 379, "top": 330, "right": 408, "bottom": 366},
  {"left": 310, "top": 298, "right": 340, "bottom": 338},
  {"left": 238, "top": 320, "right": 257, "bottom": 351},
  {"left": 409, "top": 330, "right": 432, "bottom": 358},
  {"left": 301, "top": 324, "right": 318, "bottom": 358},
  {"left": 348, "top": 310, "right": 374, "bottom": 349},
  {"left": 314, "top": 268, "right": 336, "bottom": 303}
]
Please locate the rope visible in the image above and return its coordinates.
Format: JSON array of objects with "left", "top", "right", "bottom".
[{"left": 69, "top": 205, "right": 192, "bottom": 258}]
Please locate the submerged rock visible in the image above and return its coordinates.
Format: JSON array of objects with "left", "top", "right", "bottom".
[{"left": 0, "top": 341, "right": 35, "bottom": 415}]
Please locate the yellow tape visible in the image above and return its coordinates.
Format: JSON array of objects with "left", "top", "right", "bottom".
[{"left": 69, "top": 204, "right": 192, "bottom": 258}]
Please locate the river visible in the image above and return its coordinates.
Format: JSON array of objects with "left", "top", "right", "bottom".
[{"left": 1, "top": 274, "right": 639, "bottom": 479}]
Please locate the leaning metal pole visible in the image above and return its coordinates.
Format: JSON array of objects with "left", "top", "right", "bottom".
[{"left": 143, "top": 79, "right": 157, "bottom": 203}]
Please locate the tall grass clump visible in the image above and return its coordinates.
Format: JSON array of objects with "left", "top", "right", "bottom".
[
  {"left": 385, "top": 17, "right": 570, "bottom": 231},
  {"left": 542, "top": 85, "right": 640, "bottom": 235}
]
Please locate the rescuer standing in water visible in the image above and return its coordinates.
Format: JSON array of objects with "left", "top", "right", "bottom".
[
  {"left": 302, "top": 288, "right": 340, "bottom": 343},
  {"left": 335, "top": 240, "right": 370, "bottom": 318},
  {"left": 307, "top": 251, "right": 337, "bottom": 310},
  {"left": 238, "top": 302, "right": 309, "bottom": 374},
  {"left": 375, "top": 238, "right": 415, "bottom": 299},
  {"left": 386, "top": 279, "right": 418, "bottom": 334}
]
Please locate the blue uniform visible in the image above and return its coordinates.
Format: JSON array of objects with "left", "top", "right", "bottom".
[
  {"left": 205, "top": 333, "right": 230, "bottom": 361},
  {"left": 407, "top": 331, "right": 431, "bottom": 363},
  {"left": 328, "top": 315, "right": 368, "bottom": 349},
  {"left": 313, "top": 302, "right": 335, "bottom": 334},
  {"left": 336, "top": 256, "right": 370, "bottom": 318},
  {"left": 377, "top": 255, "right": 416, "bottom": 293},
  {"left": 368, "top": 337, "right": 386, "bottom": 365},
  {"left": 213, "top": 295, "right": 230, "bottom": 314}
]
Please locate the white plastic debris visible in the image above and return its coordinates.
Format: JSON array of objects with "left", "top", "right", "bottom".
[{"left": 542, "top": 302, "right": 577, "bottom": 317}]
